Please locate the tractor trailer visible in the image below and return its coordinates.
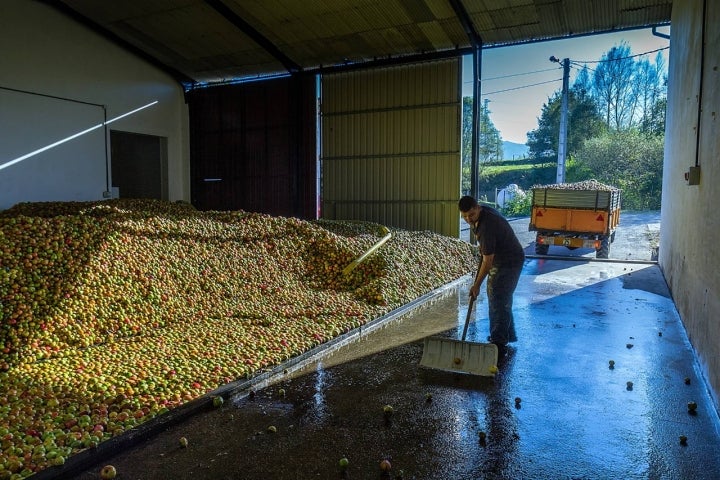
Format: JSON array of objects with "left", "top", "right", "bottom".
[{"left": 529, "top": 180, "right": 621, "bottom": 259}]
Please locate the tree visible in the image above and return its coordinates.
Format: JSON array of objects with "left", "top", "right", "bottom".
[
  {"left": 526, "top": 85, "right": 605, "bottom": 159},
  {"left": 591, "top": 43, "right": 667, "bottom": 131},
  {"left": 461, "top": 97, "right": 503, "bottom": 194},
  {"left": 640, "top": 97, "right": 667, "bottom": 136},
  {"left": 637, "top": 52, "right": 667, "bottom": 135},
  {"left": 592, "top": 42, "right": 638, "bottom": 129},
  {"left": 573, "top": 65, "right": 593, "bottom": 95},
  {"left": 576, "top": 130, "right": 664, "bottom": 210}
]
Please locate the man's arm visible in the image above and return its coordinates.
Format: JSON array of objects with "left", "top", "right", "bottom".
[{"left": 470, "top": 253, "right": 494, "bottom": 299}]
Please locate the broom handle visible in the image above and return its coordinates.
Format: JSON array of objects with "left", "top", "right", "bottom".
[
  {"left": 461, "top": 258, "right": 483, "bottom": 341},
  {"left": 461, "top": 295, "right": 475, "bottom": 341}
]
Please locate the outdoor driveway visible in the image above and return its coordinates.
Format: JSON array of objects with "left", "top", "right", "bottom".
[{"left": 464, "top": 210, "right": 661, "bottom": 262}]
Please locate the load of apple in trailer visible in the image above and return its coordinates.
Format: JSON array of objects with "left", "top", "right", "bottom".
[{"left": 529, "top": 180, "right": 621, "bottom": 258}]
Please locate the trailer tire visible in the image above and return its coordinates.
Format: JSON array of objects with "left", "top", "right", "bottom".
[
  {"left": 535, "top": 243, "right": 549, "bottom": 255},
  {"left": 596, "top": 237, "right": 610, "bottom": 259}
]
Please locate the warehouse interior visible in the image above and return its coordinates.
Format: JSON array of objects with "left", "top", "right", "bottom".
[{"left": 1, "top": 0, "right": 718, "bottom": 428}]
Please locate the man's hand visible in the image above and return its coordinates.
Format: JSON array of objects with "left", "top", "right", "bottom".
[{"left": 469, "top": 283, "right": 480, "bottom": 299}]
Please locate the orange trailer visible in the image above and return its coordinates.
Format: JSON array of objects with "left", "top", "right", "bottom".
[{"left": 529, "top": 184, "right": 621, "bottom": 258}]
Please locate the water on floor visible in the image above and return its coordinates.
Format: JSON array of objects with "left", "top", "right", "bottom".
[{"left": 63, "top": 258, "right": 720, "bottom": 480}]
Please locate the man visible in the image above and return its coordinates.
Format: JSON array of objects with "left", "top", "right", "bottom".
[{"left": 458, "top": 196, "right": 525, "bottom": 356}]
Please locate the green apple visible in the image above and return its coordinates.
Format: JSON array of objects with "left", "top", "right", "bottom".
[{"left": 100, "top": 465, "right": 117, "bottom": 479}]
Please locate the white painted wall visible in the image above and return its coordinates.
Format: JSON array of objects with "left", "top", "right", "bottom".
[
  {"left": 0, "top": 0, "right": 189, "bottom": 210},
  {"left": 662, "top": 0, "right": 720, "bottom": 410}
]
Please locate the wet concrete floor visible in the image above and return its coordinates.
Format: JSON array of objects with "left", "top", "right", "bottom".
[{"left": 66, "top": 257, "right": 720, "bottom": 480}]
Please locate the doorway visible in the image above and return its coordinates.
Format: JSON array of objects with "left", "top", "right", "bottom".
[{"left": 110, "top": 130, "right": 168, "bottom": 200}]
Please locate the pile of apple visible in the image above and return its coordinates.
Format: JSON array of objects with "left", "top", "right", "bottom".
[{"left": 0, "top": 199, "right": 476, "bottom": 477}]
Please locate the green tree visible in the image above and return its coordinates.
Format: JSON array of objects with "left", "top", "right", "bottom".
[
  {"left": 526, "top": 85, "right": 605, "bottom": 159},
  {"left": 461, "top": 97, "right": 503, "bottom": 194},
  {"left": 640, "top": 97, "right": 667, "bottom": 136},
  {"left": 575, "top": 130, "right": 664, "bottom": 210}
]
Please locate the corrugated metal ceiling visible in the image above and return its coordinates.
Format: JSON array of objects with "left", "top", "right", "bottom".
[{"left": 46, "top": 0, "right": 672, "bottom": 88}]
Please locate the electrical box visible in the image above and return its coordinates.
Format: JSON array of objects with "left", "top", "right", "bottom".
[{"left": 685, "top": 166, "right": 701, "bottom": 185}]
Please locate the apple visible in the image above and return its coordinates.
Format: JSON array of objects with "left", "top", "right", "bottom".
[
  {"left": 0, "top": 200, "right": 480, "bottom": 475},
  {"left": 380, "top": 459, "right": 392, "bottom": 471},
  {"left": 179, "top": 436, "right": 189, "bottom": 447},
  {"left": 212, "top": 396, "right": 224, "bottom": 408},
  {"left": 338, "top": 457, "right": 349, "bottom": 469},
  {"left": 267, "top": 425, "right": 277, "bottom": 433},
  {"left": 100, "top": 465, "right": 117, "bottom": 479}
]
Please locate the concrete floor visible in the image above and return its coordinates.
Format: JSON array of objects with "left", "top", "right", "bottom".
[{"left": 59, "top": 257, "right": 720, "bottom": 480}]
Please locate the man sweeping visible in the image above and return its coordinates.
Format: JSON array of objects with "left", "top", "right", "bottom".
[{"left": 458, "top": 196, "right": 525, "bottom": 357}]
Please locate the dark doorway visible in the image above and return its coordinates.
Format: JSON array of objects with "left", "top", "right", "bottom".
[
  {"left": 110, "top": 131, "right": 168, "bottom": 200},
  {"left": 187, "top": 75, "right": 317, "bottom": 218}
]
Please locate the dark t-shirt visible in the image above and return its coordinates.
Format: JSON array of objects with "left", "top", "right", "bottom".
[{"left": 472, "top": 206, "right": 525, "bottom": 266}]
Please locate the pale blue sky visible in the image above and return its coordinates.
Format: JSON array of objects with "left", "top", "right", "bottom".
[{"left": 463, "top": 26, "right": 671, "bottom": 144}]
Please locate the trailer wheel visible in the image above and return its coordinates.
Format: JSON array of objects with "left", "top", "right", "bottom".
[
  {"left": 535, "top": 243, "right": 549, "bottom": 255},
  {"left": 596, "top": 237, "right": 610, "bottom": 259}
]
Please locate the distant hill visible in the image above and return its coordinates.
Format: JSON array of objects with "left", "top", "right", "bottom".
[{"left": 503, "top": 140, "right": 529, "bottom": 160}]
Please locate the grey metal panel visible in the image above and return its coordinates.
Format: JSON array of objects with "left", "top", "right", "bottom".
[{"left": 321, "top": 58, "right": 460, "bottom": 237}]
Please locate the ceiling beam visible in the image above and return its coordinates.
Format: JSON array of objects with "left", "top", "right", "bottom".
[
  {"left": 204, "top": 0, "right": 301, "bottom": 74},
  {"left": 311, "top": 47, "right": 473, "bottom": 75},
  {"left": 448, "top": 0, "right": 482, "bottom": 46}
]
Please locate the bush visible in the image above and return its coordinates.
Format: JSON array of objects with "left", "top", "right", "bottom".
[
  {"left": 575, "top": 130, "right": 663, "bottom": 210},
  {"left": 501, "top": 190, "right": 532, "bottom": 217}
]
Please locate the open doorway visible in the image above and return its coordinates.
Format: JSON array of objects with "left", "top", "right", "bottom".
[
  {"left": 459, "top": 27, "right": 668, "bottom": 261},
  {"left": 110, "top": 130, "right": 168, "bottom": 200}
]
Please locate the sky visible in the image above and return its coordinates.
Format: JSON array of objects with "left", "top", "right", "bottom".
[{"left": 462, "top": 26, "right": 671, "bottom": 145}]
